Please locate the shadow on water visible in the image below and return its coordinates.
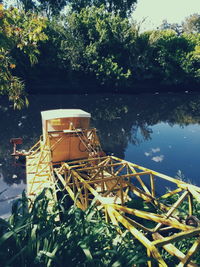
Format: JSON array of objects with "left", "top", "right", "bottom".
[{"left": 1, "top": 91, "right": 200, "bottom": 216}]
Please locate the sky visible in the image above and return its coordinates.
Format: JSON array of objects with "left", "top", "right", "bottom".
[
  {"left": 3, "top": 0, "right": 200, "bottom": 31},
  {"left": 133, "top": 0, "right": 200, "bottom": 31}
]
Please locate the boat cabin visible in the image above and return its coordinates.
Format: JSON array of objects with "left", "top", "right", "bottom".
[{"left": 41, "top": 109, "right": 97, "bottom": 163}]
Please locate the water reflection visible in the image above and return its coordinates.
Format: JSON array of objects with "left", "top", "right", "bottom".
[{"left": 1, "top": 92, "right": 200, "bottom": 216}]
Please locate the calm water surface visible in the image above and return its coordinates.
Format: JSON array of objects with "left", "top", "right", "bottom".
[{"left": 1, "top": 92, "right": 200, "bottom": 217}]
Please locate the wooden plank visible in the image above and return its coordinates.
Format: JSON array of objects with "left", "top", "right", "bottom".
[
  {"left": 152, "top": 228, "right": 200, "bottom": 247},
  {"left": 123, "top": 215, "right": 153, "bottom": 233},
  {"left": 177, "top": 237, "right": 200, "bottom": 266},
  {"left": 111, "top": 156, "right": 200, "bottom": 193},
  {"left": 110, "top": 204, "right": 193, "bottom": 231},
  {"left": 159, "top": 188, "right": 183, "bottom": 199},
  {"left": 108, "top": 206, "right": 168, "bottom": 266},
  {"left": 26, "top": 143, "right": 57, "bottom": 213},
  {"left": 152, "top": 233, "right": 198, "bottom": 267},
  {"left": 188, "top": 193, "right": 194, "bottom": 216},
  {"left": 154, "top": 191, "right": 188, "bottom": 232},
  {"left": 150, "top": 174, "right": 155, "bottom": 198},
  {"left": 55, "top": 169, "right": 84, "bottom": 210},
  {"left": 128, "top": 164, "right": 152, "bottom": 195},
  {"left": 188, "top": 187, "right": 200, "bottom": 203},
  {"left": 106, "top": 205, "right": 120, "bottom": 227}
]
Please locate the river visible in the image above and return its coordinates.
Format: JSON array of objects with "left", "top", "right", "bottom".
[{"left": 1, "top": 92, "right": 200, "bottom": 217}]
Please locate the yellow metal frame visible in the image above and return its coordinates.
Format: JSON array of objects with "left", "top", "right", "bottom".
[{"left": 54, "top": 156, "right": 200, "bottom": 266}]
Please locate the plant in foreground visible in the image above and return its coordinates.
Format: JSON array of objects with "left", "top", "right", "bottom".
[{"left": 0, "top": 189, "right": 146, "bottom": 266}]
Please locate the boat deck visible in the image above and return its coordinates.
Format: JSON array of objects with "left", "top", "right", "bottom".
[
  {"left": 26, "top": 144, "right": 57, "bottom": 210},
  {"left": 25, "top": 140, "right": 200, "bottom": 266}
]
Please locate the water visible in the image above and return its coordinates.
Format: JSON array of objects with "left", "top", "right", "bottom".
[{"left": 1, "top": 92, "right": 200, "bottom": 217}]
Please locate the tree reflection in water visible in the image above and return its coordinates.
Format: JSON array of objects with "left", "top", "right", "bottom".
[{"left": 0, "top": 92, "right": 200, "bottom": 186}]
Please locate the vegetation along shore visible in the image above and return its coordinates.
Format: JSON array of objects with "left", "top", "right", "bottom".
[{"left": 0, "top": 1, "right": 200, "bottom": 108}]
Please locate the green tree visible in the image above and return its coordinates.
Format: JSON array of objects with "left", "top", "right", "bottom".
[
  {"left": 10, "top": 0, "right": 67, "bottom": 17},
  {"left": 147, "top": 30, "right": 196, "bottom": 85},
  {"left": 159, "top": 19, "right": 183, "bottom": 35},
  {"left": 181, "top": 33, "right": 200, "bottom": 81},
  {"left": 128, "top": 30, "right": 156, "bottom": 82},
  {"left": 16, "top": 0, "right": 36, "bottom": 12},
  {"left": 37, "top": 0, "right": 67, "bottom": 17},
  {"left": 182, "top": 14, "right": 200, "bottom": 34},
  {"left": 32, "top": 17, "right": 71, "bottom": 81},
  {"left": 63, "top": 6, "right": 134, "bottom": 87},
  {"left": 0, "top": 4, "right": 47, "bottom": 108},
  {"left": 67, "top": 0, "right": 137, "bottom": 18}
]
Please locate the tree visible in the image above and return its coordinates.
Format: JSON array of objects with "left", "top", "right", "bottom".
[
  {"left": 0, "top": 4, "right": 47, "bottom": 108},
  {"left": 67, "top": 0, "right": 138, "bottom": 18},
  {"left": 17, "top": 0, "right": 67, "bottom": 17},
  {"left": 131, "top": 29, "right": 198, "bottom": 85},
  {"left": 63, "top": 6, "right": 135, "bottom": 87},
  {"left": 16, "top": 0, "right": 36, "bottom": 12},
  {"left": 159, "top": 19, "right": 183, "bottom": 35},
  {"left": 181, "top": 34, "right": 200, "bottom": 81},
  {"left": 182, "top": 14, "right": 200, "bottom": 34},
  {"left": 37, "top": 0, "right": 67, "bottom": 17}
]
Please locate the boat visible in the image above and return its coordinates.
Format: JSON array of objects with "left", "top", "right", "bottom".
[{"left": 11, "top": 109, "right": 200, "bottom": 266}]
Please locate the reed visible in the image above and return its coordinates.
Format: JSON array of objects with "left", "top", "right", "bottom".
[
  {"left": 0, "top": 189, "right": 146, "bottom": 267},
  {"left": 2, "top": 189, "right": 200, "bottom": 266}
]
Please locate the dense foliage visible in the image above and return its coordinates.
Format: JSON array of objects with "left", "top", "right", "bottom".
[
  {"left": 67, "top": 0, "right": 137, "bottom": 18},
  {"left": 1, "top": 189, "right": 200, "bottom": 266},
  {"left": 0, "top": 190, "right": 146, "bottom": 266},
  {"left": 1, "top": 1, "right": 200, "bottom": 106},
  {"left": 64, "top": 6, "right": 134, "bottom": 87},
  {"left": 34, "top": 7, "right": 200, "bottom": 92},
  {"left": 0, "top": 4, "right": 47, "bottom": 108},
  {"left": 182, "top": 14, "right": 200, "bottom": 34}
]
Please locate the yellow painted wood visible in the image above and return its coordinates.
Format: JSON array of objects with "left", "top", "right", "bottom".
[
  {"left": 108, "top": 206, "right": 168, "bottom": 266},
  {"left": 114, "top": 164, "right": 126, "bottom": 176},
  {"left": 178, "top": 183, "right": 200, "bottom": 193},
  {"left": 26, "top": 146, "right": 57, "bottom": 212},
  {"left": 152, "top": 228, "right": 200, "bottom": 247},
  {"left": 112, "top": 156, "right": 200, "bottom": 193},
  {"left": 75, "top": 162, "right": 124, "bottom": 172},
  {"left": 64, "top": 156, "right": 109, "bottom": 166},
  {"left": 84, "top": 185, "right": 89, "bottom": 209},
  {"left": 53, "top": 154, "right": 200, "bottom": 266},
  {"left": 188, "top": 186, "right": 200, "bottom": 203},
  {"left": 147, "top": 249, "right": 153, "bottom": 267},
  {"left": 26, "top": 137, "right": 200, "bottom": 267},
  {"left": 188, "top": 193, "right": 193, "bottom": 216},
  {"left": 128, "top": 164, "right": 152, "bottom": 195},
  {"left": 154, "top": 191, "right": 188, "bottom": 232},
  {"left": 123, "top": 215, "right": 153, "bottom": 232},
  {"left": 159, "top": 188, "right": 183, "bottom": 199},
  {"left": 109, "top": 204, "right": 193, "bottom": 231},
  {"left": 126, "top": 181, "right": 170, "bottom": 211},
  {"left": 152, "top": 233, "right": 198, "bottom": 267},
  {"left": 177, "top": 237, "right": 200, "bottom": 267},
  {"left": 54, "top": 169, "right": 84, "bottom": 210},
  {"left": 106, "top": 205, "right": 120, "bottom": 227},
  {"left": 150, "top": 174, "right": 155, "bottom": 198}
]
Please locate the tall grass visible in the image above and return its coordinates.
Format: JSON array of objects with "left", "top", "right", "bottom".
[
  {"left": 0, "top": 189, "right": 146, "bottom": 267},
  {"left": 2, "top": 189, "right": 200, "bottom": 266}
]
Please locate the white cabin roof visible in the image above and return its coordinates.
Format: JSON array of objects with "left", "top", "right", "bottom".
[{"left": 41, "top": 109, "right": 91, "bottom": 121}]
